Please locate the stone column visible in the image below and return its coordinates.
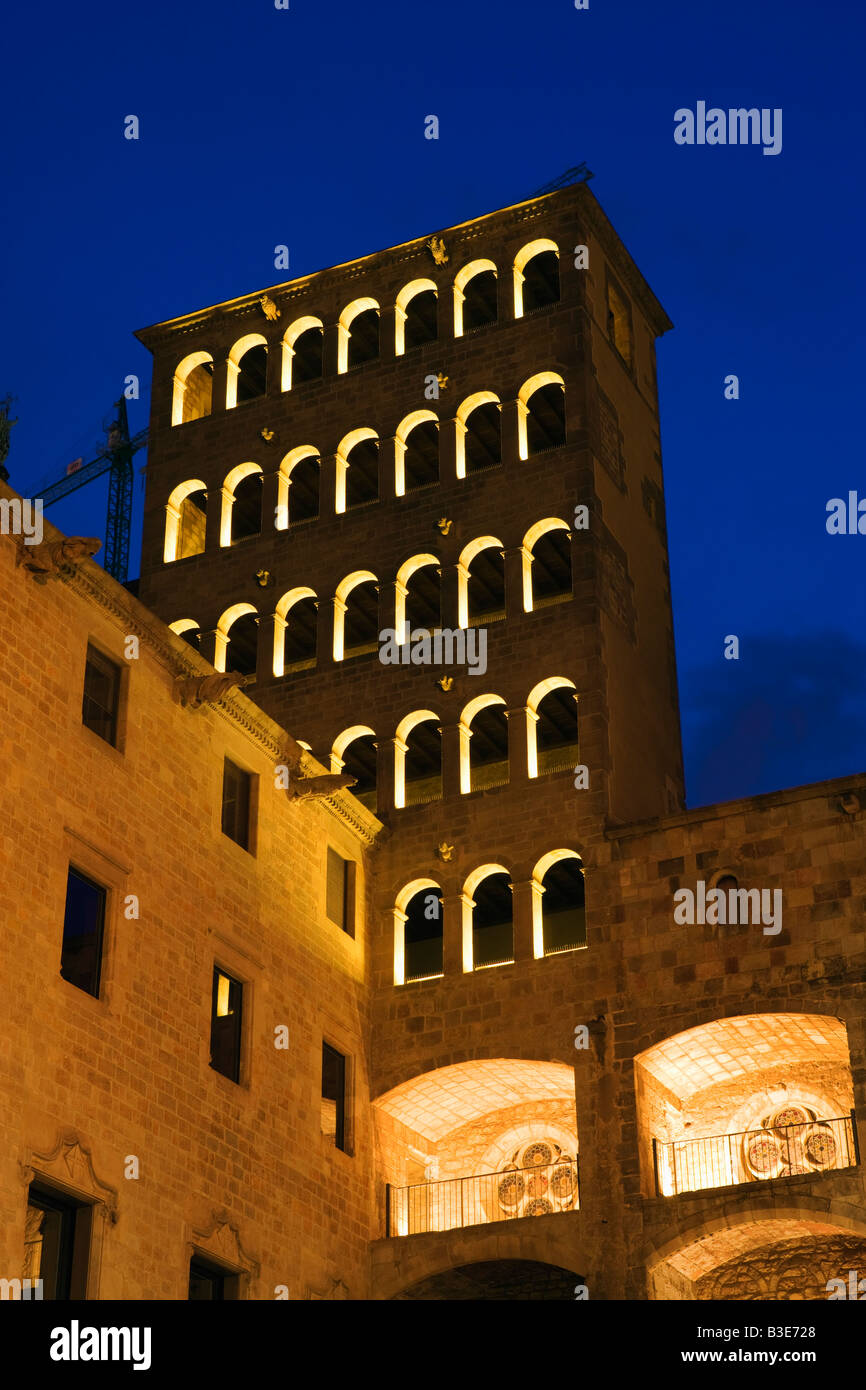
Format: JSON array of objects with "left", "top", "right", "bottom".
[{"left": 506, "top": 704, "right": 532, "bottom": 782}]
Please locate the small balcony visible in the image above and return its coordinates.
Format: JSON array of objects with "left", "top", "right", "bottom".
[
  {"left": 386, "top": 1158, "right": 579, "bottom": 1237},
  {"left": 653, "top": 1112, "right": 858, "bottom": 1197}
]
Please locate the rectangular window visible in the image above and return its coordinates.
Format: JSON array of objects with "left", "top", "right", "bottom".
[
  {"left": 221, "top": 758, "right": 251, "bottom": 850},
  {"left": 60, "top": 868, "right": 106, "bottom": 997},
  {"left": 326, "top": 847, "right": 356, "bottom": 937},
  {"left": 210, "top": 966, "right": 243, "bottom": 1083},
  {"left": 606, "top": 276, "right": 634, "bottom": 370},
  {"left": 81, "top": 645, "right": 120, "bottom": 746},
  {"left": 26, "top": 1185, "right": 91, "bottom": 1300},
  {"left": 321, "top": 1042, "right": 348, "bottom": 1152},
  {"left": 188, "top": 1256, "right": 238, "bottom": 1300}
]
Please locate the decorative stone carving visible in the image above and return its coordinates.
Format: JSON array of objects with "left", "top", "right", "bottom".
[
  {"left": 174, "top": 672, "right": 256, "bottom": 709},
  {"left": 436, "top": 675, "right": 454, "bottom": 692},
  {"left": 285, "top": 771, "right": 358, "bottom": 800},
  {"left": 260, "top": 294, "right": 280, "bottom": 321},
  {"left": 696, "top": 1236, "right": 866, "bottom": 1301},
  {"left": 19, "top": 1129, "right": 118, "bottom": 1223},
  {"left": 16, "top": 536, "right": 101, "bottom": 583},
  {"left": 190, "top": 1210, "right": 260, "bottom": 1290},
  {"left": 436, "top": 842, "right": 454, "bottom": 862},
  {"left": 427, "top": 235, "right": 448, "bottom": 266},
  {"left": 260, "top": 427, "right": 276, "bottom": 443},
  {"left": 436, "top": 517, "right": 453, "bottom": 535}
]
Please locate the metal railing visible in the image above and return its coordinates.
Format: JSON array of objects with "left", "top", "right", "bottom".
[
  {"left": 653, "top": 1113, "right": 857, "bottom": 1197},
  {"left": 386, "top": 1158, "right": 579, "bottom": 1237}
]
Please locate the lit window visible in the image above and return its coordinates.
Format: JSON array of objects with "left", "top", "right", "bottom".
[{"left": 210, "top": 966, "right": 243, "bottom": 1083}]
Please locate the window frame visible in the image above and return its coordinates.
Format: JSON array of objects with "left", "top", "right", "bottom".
[
  {"left": 81, "top": 642, "right": 123, "bottom": 749},
  {"left": 209, "top": 964, "right": 244, "bottom": 1084},
  {"left": 60, "top": 865, "right": 107, "bottom": 999}
]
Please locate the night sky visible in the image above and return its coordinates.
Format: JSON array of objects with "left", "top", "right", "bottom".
[{"left": 2, "top": 0, "right": 864, "bottom": 810}]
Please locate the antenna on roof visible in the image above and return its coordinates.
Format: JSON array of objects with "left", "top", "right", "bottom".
[{"left": 531, "top": 163, "right": 594, "bottom": 197}]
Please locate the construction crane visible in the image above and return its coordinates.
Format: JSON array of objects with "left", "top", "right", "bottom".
[{"left": 39, "top": 397, "right": 148, "bottom": 583}]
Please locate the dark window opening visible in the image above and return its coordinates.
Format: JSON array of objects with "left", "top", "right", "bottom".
[
  {"left": 536, "top": 687, "right": 579, "bottom": 774},
  {"left": 464, "top": 402, "right": 501, "bottom": 473},
  {"left": 340, "top": 735, "right": 377, "bottom": 812},
  {"left": 404, "top": 290, "right": 438, "bottom": 350},
  {"left": 283, "top": 597, "right": 317, "bottom": 670},
  {"left": 221, "top": 758, "right": 251, "bottom": 850},
  {"left": 404, "top": 720, "right": 442, "bottom": 807},
  {"left": 291, "top": 326, "right": 323, "bottom": 384},
  {"left": 235, "top": 345, "right": 268, "bottom": 403},
  {"left": 231, "top": 473, "right": 262, "bottom": 542},
  {"left": 345, "top": 438, "right": 379, "bottom": 508},
  {"left": 530, "top": 529, "right": 572, "bottom": 605},
  {"left": 343, "top": 581, "right": 379, "bottom": 657},
  {"left": 473, "top": 872, "right": 513, "bottom": 968},
  {"left": 606, "top": 278, "right": 633, "bottom": 369},
  {"left": 26, "top": 1185, "right": 92, "bottom": 1300},
  {"left": 60, "top": 867, "right": 106, "bottom": 998},
  {"left": 326, "top": 846, "right": 356, "bottom": 936},
  {"left": 522, "top": 250, "right": 560, "bottom": 312},
  {"left": 225, "top": 613, "right": 258, "bottom": 677},
  {"left": 541, "top": 859, "right": 586, "bottom": 954},
  {"left": 181, "top": 361, "right": 213, "bottom": 423},
  {"left": 462, "top": 270, "right": 498, "bottom": 332},
  {"left": 210, "top": 965, "right": 243, "bottom": 1083},
  {"left": 347, "top": 309, "right": 379, "bottom": 369},
  {"left": 405, "top": 565, "right": 441, "bottom": 633},
  {"left": 469, "top": 704, "right": 509, "bottom": 792},
  {"left": 82, "top": 645, "right": 120, "bottom": 746},
  {"left": 289, "top": 457, "right": 319, "bottom": 524},
  {"left": 404, "top": 886, "right": 443, "bottom": 981},
  {"left": 526, "top": 383, "right": 566, "bottom": 455},
  {"left": 179, "top": 626, "right": 201, "bottom": 651},
  {"left": 321, "top": 1042, "right": 348, "bottom": 1152},
  {"left": 178, "top": 489, "right": 207, "bottom": 558},
  {"left": 189, "top": 1255, "right": 239, "bottom": 1300},
  {"left": 404, "top": 421, "right": 439, "bottom": 490},
  {"left": 467, "top": 547, "right": 505, "bottom": 625}
]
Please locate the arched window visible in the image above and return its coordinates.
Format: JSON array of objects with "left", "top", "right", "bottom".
[
  {"left": 219, "top": 463, "right": 263, "bottom": 545},
  {"left": 164, "top": 479, "right": 207, "bottom": 562},
  {"left": 527, "top": 678, "right": 579, "bottom": 776},
  {"left": 332, "top": 726, "right": 377, "bottom": 812},
  {"left": 336, "top": 429, "right": 379, "bottom": 512},
  {"left": 273, "top": 587, "right": 317, "bottom": 676},
  {"left": 456, "top": 393, "right": 501, "bottom": 476},
  {"left": 513, "top": 239, "right": 560, "bottom": 317},
  {"left": 395, "top": 711, "right": 442, "bottom": 808},
  {"left": 338, "top": 298, "right": 380, "bottom": 372},
  {"left": 215, "top": 603, "right": 258, "bottom": 676},
  {"left": 522, "top": 518, "right": 572, "bottom": 610},
  {"left": 458, "top": 537, "right": 505, "bottom": 627},
  {"left": 277, "top": 447, "right": 320, "bottom": 529},
  {"left": 334, "top": 571, "right": 379, "bottom": 660},
  {"left": 532, "top": 851, "right": 586, "bottom": 957},
  {"left": 395, "top": 555, "right": 441, "bottom": 639},
  {"left": 454, "top": 260, "right": 498, "bottom": 336},
  {"left": 396, "top": 280, "right": 438, "bottom": 354},
  {"left": 517, "top": 372, "right": 566, "bottom": 458},
  {"left": 393, "top": 879, "right": 443, "bottom": 985},
  {"left": 281, "top": 316, "right": 324, "bottom": 390},
  {"left": 395, "top": 411, "right": 439, "bottom": 493},
  {"left": 461, "top": 693, "right": 509, "bottom": 793},
  {"left": 169, "top": 618, "right": 201, "bottom": 651},
  {"left": 226, "top": 334, "right": 268, "bottom": 409},
  {"left": 465, "top": 865, "right": 513, "bottom": 970},
  {"left": 171, "top": 353, "right": 213, "bottom": 426}
]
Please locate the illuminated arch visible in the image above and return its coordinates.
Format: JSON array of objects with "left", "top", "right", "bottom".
[
  {"left": 335, "top": 427, "right": 379, "bottom": 513},
  {"left": 393, "top": 878, "right": 442, "bottom": 986},
  {"left": 333, "top": 569, "right": 378, "bottom": 660},
  {"left": 331, "top": 723, "right": 376, "bottom": 770},
  {"left": 457, "top": 535, "right": 503, "bottom": 628},
  {"left": 275, "top": 446, "right": 319, "bottom": 529},
  {"left": 338, "top": 297, "right": 380, "bottom": 373},
  {"left": 530, "top": 849, "right": 585, "bottom": 959},
  {"left": 462, "top": 863, "right": 513, "bottom": 973},
  {"left": 272, "top": 586, "right": 317, "bottom": 676},
  {"left": 394, "top": 553, "right": 439, "bottom": 640},
  {"left": 455, "top": 391, "right": 501, "bottom": 478},
  {"left": 169, "top": 618, "right": 199, "bottom": 636},
  {"left": 394, "top": 409, "right": 439, "bottom": 495},
  {"left": 164, "top": 478, "right": 208, "bottom": 562},
  {"left": 513, "top": 238, "right": 560, "bottom": 318},
  {"left": 525, "top": 676, "right": 578, "bottom": 778},
  {"left": 521, "top": 516, "right": 571, "bottom": 611},
  {"left": 457, "top": 693, "right": 507, "bottom": 795},
  {"left": 394, "top": 708, "right": 440, "bottom": 808},
  {"left": 281, "top": 315, "right": 324, "bottom": 391},
  {"left": 171, "top": 352, "right": 214, "bottom": 426},
  {"left": 453, "top": 259, "right": 497, "bottom": 338},
  {"left": 516, "top": 371, "right": 566, "bottom": 460},
  {"left": 226, "top": 333, "right": 268, "bottom": 410},
  {"left": 219, "top": 462, "right": 262, "bottom": 547},
  {"left": 395, "top": 278, "right": 438, "bottom": 355},
  {"left": 213, "top": 601, "right": 258, "bottom": 673},
  {"left": 331, "top": 724, "right": 378, "bottom": 811}
]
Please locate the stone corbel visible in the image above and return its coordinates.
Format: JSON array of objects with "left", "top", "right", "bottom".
[
  {"left": 174, "top": 672, "right": 256, "bottom": 709},
  {"left": 17, "top": 536, "right": 101, "bottom": 583}
]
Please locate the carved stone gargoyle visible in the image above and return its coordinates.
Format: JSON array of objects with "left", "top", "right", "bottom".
[
  {"left": 278, "top": 732, "right": 358, "bottom": 800},
  {"left": 174, "top": 672, "right": 256, "bottom": 710},
  {"left": 16, "top": 535, "right": 101, "bottom": 583}
]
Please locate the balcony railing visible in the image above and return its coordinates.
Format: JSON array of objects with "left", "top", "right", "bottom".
[
  {"left": 386, "top": 1158, "right": 579, "bottom": 1237},
  {"left": 653, "top": 1113, "right": 858, "bottom": 1197}
]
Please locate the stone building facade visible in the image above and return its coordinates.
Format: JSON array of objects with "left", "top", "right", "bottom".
[{"left": 2, "top": 182, "right": 865, "bottom": 1300}]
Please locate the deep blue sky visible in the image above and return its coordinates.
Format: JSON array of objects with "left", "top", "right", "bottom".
[{"left": 2, "top": 0, "right": 864, "bottom": 809}]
